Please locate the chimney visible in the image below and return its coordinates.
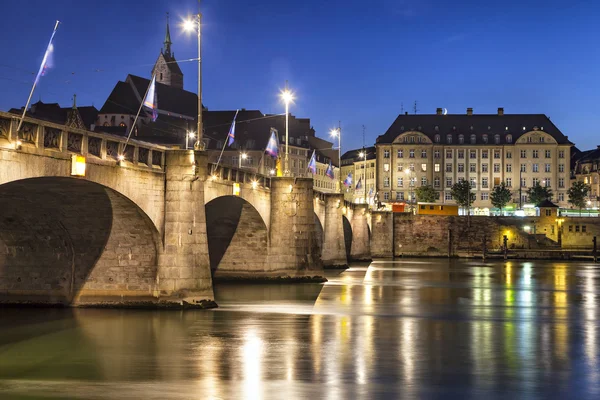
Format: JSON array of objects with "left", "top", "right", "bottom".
[
  {"left": 405, "top": 112, "right": 408, "bottom": 115},
  {"left": 467, "top": 107, "right": 473, "bottom": 116},
  {"left": 436, "top": 108, "right": 443, "bottom": 115},
  {"left": 498, "top": 107, "right": 504, "bottom": 116}
]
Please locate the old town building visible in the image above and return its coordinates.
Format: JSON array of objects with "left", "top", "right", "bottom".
[
  {"left": 375, "top": 108, "right": 573, "bottom": 213},
  {"left": 341, "top": 146, "right": 376, "bottom": 204},
  {"left": 572, "top": 146, "right": 600, "bottom": 208}
]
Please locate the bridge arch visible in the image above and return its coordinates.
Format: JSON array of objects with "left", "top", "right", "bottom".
[
  {"left": 205, "top": 195, "right": 268, "bottom": 276},
  {"left": 0, "top": 177, "right": 161, "bottom": 306},
  {"left": 0, "top": 147, "right": 165, "bottom": 235}
]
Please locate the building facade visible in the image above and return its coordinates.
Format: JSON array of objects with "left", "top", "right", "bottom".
[
  {"left": 375, "top": 108, "right": 573, "bottom": 212},
  {"left": 572, "top": 146, "right": 600, "bottom": 208},
  {"left": 341, "top": 147, "right": 376, "bottom": 203}
]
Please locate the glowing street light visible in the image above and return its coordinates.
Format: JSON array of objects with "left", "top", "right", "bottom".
[
  {"left": 182, "top": 4, "right": 203, "bottom": 149},
  {"left": 186, "top": 131, "right": 196, "bottom": 149},
  {"left": 280, "top": 83, "right": 294, "bottom": 176},
  {"left": 239, "top": 152, "right": 247, "bottom": 168},
  {"left": 330, "top": 126, "right": 341, "bottom": 192}
]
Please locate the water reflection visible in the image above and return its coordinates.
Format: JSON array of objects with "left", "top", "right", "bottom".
[{"left": 0, "top": 259, "right": 599, "bottom": 399}]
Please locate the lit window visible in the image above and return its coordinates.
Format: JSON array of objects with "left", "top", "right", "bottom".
[
  {"left": 397, "top": 149, "right": 403, "bottom": 158},
  {"left": 435, "top": 164, "right": 440, "bottom": 172},
  {"left": 421, "top": 163, "right": 427, "bottom": 172},
  {"left": 397, "top": 177, "right": 403, "bottom": 187},
  {"left": 384, "top": 163, "right": 390, "bottom": 172}
]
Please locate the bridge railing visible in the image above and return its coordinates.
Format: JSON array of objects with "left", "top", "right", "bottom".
[
  {"left": 0, "top": 112, "right": 170, "bottom": 171},
  {"left": 208, "top": 163, "right": 271, "bottom": 189}
]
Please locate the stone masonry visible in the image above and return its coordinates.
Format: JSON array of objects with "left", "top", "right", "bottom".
[{"left": 321, "top": 193, "right": 348, "bottom": 267}]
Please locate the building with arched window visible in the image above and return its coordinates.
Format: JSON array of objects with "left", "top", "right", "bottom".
[{"left": 375, "top": 107, "right": 573, "bottom": 211}]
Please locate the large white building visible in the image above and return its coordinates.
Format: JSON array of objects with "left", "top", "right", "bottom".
[{"left": 375, "top": 107, "right": 573, "bottom": 212}]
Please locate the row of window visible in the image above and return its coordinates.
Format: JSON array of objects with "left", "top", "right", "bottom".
[
  {"left": 314, "top": 179, "right": 336, "bottom": 190},
  {"left": 568, "top": 225, "right": 588, "bottom": 233},
  {"left": 382, "top": 176, "right": 565, "bottom": 189},
  {"left": 384, "top": 162, "right": 566, "bottom": 174},
  {"left": 384, "top": 149, "right": 566, "bottom": 159}
]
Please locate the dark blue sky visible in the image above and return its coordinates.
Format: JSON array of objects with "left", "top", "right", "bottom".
[{"left": 1, "top": 0, "right": 599, "bottom": 152}]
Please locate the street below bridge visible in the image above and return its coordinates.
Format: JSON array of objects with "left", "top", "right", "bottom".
[{"left": 1, "top": 258, "right": 599, "bottom": 399}]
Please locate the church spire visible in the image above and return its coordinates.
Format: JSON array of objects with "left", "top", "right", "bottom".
[{"left": 164, "top": 12, "right": 172, "bottom": 57}]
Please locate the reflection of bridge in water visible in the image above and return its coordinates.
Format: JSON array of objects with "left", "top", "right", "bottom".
[{"left": 0, "top": 112, "right": 371, "bottom": 308}]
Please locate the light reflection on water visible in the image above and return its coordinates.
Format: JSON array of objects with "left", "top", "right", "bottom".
[{"left": 0, "top": 259, "right": 600, "bottom": 399}]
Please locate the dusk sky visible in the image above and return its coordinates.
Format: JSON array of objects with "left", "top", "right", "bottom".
[{"left": 1, "top": 0, "right": 599, "bottom": 152}]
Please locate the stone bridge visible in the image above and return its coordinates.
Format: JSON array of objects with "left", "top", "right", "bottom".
[{"left": 0, "top": 112, "right": 370, "bottom": 308}]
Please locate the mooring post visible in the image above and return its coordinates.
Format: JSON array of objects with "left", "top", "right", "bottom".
[
  {"left": 503, "top": 235, "right": 508, "bottom": 260},
  {"left": 593, "top": 236, "right": 597, "bottom": 263}
]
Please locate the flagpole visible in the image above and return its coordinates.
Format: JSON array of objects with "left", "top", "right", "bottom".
[
  {"left": 17, "top": 20, "right": 60, "bottom": 134},
  {"left": 121, "top": 76, "right": 155, "bottom": 160},
  {"left": 215, "top": 109, "right": 238, "bottom": 169},
  {"left": 304, "top": 150, "right": 315, "bottom": 176}
]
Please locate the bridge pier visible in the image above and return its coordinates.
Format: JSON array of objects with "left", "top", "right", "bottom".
[
  {"left": 371, "top": 211, "right": 393, "bottom": 258},
  {"left": 350, "top": 204, "right": 372, "bottom": 261},
  {"left": 321, "top": 193, "right": 348, "bottom": 267},
  {"left": 267, "top": 177, "right": 323, "bottom": 275},
  {"left": 157, "top": 150, "right": 215, "bottom": 307}
]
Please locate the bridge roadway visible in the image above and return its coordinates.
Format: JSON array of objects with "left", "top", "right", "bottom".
[{"left": 0, "top": 112, "right": 371, "bottom": 308}]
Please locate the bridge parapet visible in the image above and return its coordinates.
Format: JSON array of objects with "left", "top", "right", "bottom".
[{"left": 0, "top": 111, "right": 168, "bottom": 172}]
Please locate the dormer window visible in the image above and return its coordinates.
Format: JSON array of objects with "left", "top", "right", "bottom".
[
  {"left": 506, "top": 134, "right": 513, "bottom": 143},
  {"left": 446, "top": 134, "right": 452, "bottom": 144},
  {"left": 494, "top": 134, "right": 500, "bottom": 144},
  {"left": 482, "top": 134, "right": 488, "bottom": 144},
  {"left": 470, "top": 134, "right": 476, "bottom": 144},
  {"left": 435, "top": 134, "right": 440, "bottom": 143},
  {"left": 458, "top": 134, "right": 464, "bottom": 144},
  {"left": 434, "top": 126, "right": 439, "bottom": 132}
]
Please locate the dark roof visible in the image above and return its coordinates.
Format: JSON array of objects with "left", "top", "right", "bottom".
[
  {"left": 538, "top": 199, "right": 559, "bottom": 208},
  {"left": 8, "top": 101, "right": 98, "bottom": 129},
  {"left": 377, "top": 113, "right": 572, "bottom": 145},
  {"left": 203, "top": 110, "right": 315, "bottom": 151},
  {"left": 341, "top": 146, "right": 376, "bottom": 164},
  {"left": 99, "top": 74, "right": 198, "bottom": 117}
]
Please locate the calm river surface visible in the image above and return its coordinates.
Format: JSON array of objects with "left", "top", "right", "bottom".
[{"left": 1, "top": 259, "right": 600, "bottom": 399}]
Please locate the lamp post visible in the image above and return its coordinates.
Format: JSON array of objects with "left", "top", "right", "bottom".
[
  {"left": 239, "top": 152, "right": 247, "bottom": 168},
  {"left": 280, "top": 84, "right": 294, "bottom": 176},
  {"left": 330, "top": 124, "right": 342, "bottom": 193},
  {"left": 183, "top": 3, "right": 203, "bottom": 150},
  {"left": 359, "top": 150, "right": 367, "bottom": 204}
]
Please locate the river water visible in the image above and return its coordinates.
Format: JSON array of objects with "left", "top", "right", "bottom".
[{"left": 0, "top": 259, "right": 599, "bottom": 399}]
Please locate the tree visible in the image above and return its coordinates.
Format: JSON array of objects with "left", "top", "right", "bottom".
[
  {"left": 568, "top": 180, "right": 591, "bottom": 215},
  {"left": 527, "top": 182, "right": 553, "bottom": 206},
  {"left": 415, "top": 185, "right": 438, "bottom": 203},
  {"left": 451, "top": 180, "right": 475, "bottom": 208},
  {"left": 490, "top": 182, "right": 512, "bottom": 213}
]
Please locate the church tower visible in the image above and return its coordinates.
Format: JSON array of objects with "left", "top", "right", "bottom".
[{"left": 151, "top": 13, "right": 184, "bottom": 89}]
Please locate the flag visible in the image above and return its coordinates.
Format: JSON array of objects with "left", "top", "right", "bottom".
[
  {"left": 343, "top": 173, "right": 353, "bottom": 187},
  {"left": 143, "top": 76, "right": 158, "bottom": 122},
  {"left": 325, "top": 161, "right": 334, "bottom": 179},
  {"left": 368, "top": 187, "right": 373, "bottom": 197},
  {"left": 227, "top": 110, "right": 238, "bottom": 146},
  {"left": 265, "top": 128, "right": 279, "bottom": 157},
  {"left": 307, "top": 150, "right": 316, "bottom": 174},
  {"left": 356, "top": 177, "right": 362, "bottom": 190},
  {"left": 34, "top": 21, "right": 60, "bottom": 86}
]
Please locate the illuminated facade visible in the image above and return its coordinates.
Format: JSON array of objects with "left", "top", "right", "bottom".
[
  {"left": 341, "top": 147, "right": 376, "bottom": 204},
  {"left": 572, "top": 146, "right": 600, "bottom": 208},
  {"left": 375, "top": 108, "right": 573, "bottom": 211}
]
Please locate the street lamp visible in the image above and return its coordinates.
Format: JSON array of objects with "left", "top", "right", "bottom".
[
  {"left": 359, "top": 151, "right": 367, "bottom": 204},
  {"left": 330, "top": 126, "right": 342, "bottom": 192},
  {"left": 186, "top": 131, "right": 195, "bottom": 150},
  {"left": 280, "top": 84, "right": 294, "bottom": 176},
  {"left": 240, "top": 152, "right": 247, "bottom": 168},
  {"left": 182, "top": 3, "right": 203, "bottom": 150}
]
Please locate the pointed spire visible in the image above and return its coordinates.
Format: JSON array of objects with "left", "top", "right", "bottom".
[
  {"left": 164, "top": 12, "right": 172, "bottom": 56},
  {"left": 72, "top": 94, "right": 77, "bottom": 109}
]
